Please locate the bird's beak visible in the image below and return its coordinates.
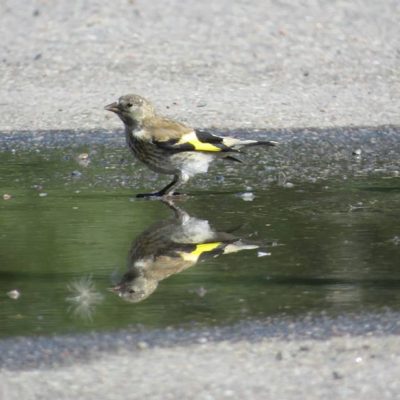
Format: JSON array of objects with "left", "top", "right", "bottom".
[{"left": 104, "top": 102, "right": 120, "bottom": 113}]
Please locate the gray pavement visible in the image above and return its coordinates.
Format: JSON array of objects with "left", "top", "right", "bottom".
[
  {"left": 1, "top": 312, "right": 400, "bottom": 399},
  {"left": 2, "top": 335, "right": 400, "bottom": 400},
  {"left": 0, "top": 0, "right": 399, "bottom": 131}
]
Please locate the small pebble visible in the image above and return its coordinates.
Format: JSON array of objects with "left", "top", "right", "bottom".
[
  {"left": 136, "top": 341, "right": 149, "bottom": 350},
  {"left": 7, "top": 289, "right": 20, "bottom": 300},
  {"left": 283, "top": 182, "right": 294, "bottom": 188},
  {"left": 332, "top": 371, "right": 343, "bottom": 380}
]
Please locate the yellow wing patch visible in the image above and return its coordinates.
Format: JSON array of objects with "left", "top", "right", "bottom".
[
  {"left": 179, "top": 242, "right": 222, "bottom": 262},
  {"left": 177, "top": 132, "right": 223, "bottom": 152},
  {"left": 191, "top": 242, "right": 221, "bottom": 255}
]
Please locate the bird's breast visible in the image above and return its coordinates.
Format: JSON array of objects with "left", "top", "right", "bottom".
[
  {"left": 125, "top": 132, "right": 177, "bottom": 174},
  {"left": 171, "top": 152, "right": 214, "bottom": 177}
]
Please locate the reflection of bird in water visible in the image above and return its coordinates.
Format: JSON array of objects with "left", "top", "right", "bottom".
[{"left": 110, "top": 200, "right": 260, "bottom": 303}]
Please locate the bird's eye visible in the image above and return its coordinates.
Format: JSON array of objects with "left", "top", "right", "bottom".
[{"left": 126, "top": 103, "right": 133, "bottom": 108}]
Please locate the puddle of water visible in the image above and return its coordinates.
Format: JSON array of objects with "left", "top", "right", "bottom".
[{"left": 0, "top": 137, "right": 400, "bottom": 338}]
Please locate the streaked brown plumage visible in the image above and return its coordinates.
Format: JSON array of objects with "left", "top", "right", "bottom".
[{"left": 105, "top": 94, "right": 277, "bottom": 197}]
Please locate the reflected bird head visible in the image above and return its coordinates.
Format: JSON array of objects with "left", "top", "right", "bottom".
[{"left": 109, "top": 276, "right": 158, "bottom": 303}]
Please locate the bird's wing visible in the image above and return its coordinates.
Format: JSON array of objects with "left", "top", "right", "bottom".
[
  {"left": 156, "top": 129, "right": 242, "bottom": 152},
  {"left": 173, "top": 241, "right": 226, "bottom": 262},
  {"left": 144, "top": 117, "right": 193, "bottom": 141},
  {"left": 146, "top": 117, "right": 240, "bottom": 152}
]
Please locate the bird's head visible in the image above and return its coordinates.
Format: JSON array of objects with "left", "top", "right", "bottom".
[{"left": 105, "top": 94, "right": 155, "bottom": 126}]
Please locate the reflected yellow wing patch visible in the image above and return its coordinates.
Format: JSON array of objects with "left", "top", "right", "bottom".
[
  {"left": 192, "top": 242, "right": 221, "bottom": 255},
  {"left": 179, "top": 242, "right": 222, "bottom": 262},
  {"left": 177, "top": 132, "right": 223, "bottom": 152}
]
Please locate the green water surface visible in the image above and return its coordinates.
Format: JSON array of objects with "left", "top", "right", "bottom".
[{"left": 0, "top": 147, "right": 399, "bottom": 337}]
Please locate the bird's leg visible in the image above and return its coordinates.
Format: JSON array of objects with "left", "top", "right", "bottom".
[
  {"left": 136, "top": 174, "right": 181, "bottom": 198},
  {"left": 157, "top": 174, "right": 182, "bottom": 196},
  {"left": 160, "top": 198, "right": 189, "bottom": 221}
]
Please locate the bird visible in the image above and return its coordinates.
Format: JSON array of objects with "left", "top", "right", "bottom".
[
  {"left": 105, "top": 94, "right": 278, "bottom": 198},
  {"left": 110, "top": 200, "right": 261, "bottom": 303}
]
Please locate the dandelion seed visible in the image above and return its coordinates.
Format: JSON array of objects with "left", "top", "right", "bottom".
[{"left": 66, "top": 276, "right": 103, "bottom": 321}]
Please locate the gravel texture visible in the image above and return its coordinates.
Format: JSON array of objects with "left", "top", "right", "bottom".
[
  {"left": 1, "top": 312, "right": 400, "bottom": 399},
  {"left": 2, "top": 336, "right": 400, "bottom": 400},
  {"left": 1, "top": 0, "right": 399, "bottom": 131}
]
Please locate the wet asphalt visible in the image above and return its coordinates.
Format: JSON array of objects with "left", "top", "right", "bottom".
[{"left": 0, "top": 127, "right": 400, "bottom": 400}]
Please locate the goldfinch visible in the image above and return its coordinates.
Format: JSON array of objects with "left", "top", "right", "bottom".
[
  {"left": 110, "top": 200, "right": 260, "bottom": 303},
  {"left": 105, "top": 94, "right": 277, "bottom": 198}
]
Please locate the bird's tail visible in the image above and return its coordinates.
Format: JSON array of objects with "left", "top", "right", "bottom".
[
  {"left": 239, "top": 140, "right": 278, "bottom": 148},
  {"left": 222, "top": 240, "right": 259, "bottom": 254},
  {"left": 226, "top": 138, "right": 278, "bottom": 150}
]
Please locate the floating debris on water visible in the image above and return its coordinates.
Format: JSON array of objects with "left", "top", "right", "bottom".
[
  {"left": 66, "top": 276, "right": 104, "bottom": 321},
  {"left": 3, "top": 193, "right": 12, "bottom": 200},
  {"left": 283, "top": 182, "right": 294, "bottom": 188},
  {"left": 77, "top": 153, "right": 90, "bottom": 167},
  {"left": 71, "top": 170, "right": 82, "bottom": 178},
  {"left": 78, "top": 153, "right": 89, "bottom": 160},
  {"left": 349, "top": 202, "right": 365, "bottom": 212},
  {"left": 239, "top": 192, "right": 255, "bottom": 201},
  {"left": 7, "top": 289, "right": 20, "bottom": 299}
]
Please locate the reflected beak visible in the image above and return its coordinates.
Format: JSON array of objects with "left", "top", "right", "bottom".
[
  {"left": 104, "top": 102, "right": 120, "bottom": 113},
  {"left": 107, "top": 285, "right": 121, "bottom": 292}
]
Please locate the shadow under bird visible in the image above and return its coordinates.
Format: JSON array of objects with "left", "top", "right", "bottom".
[
  {"left": 110, "top": 200, "right": 260, "bottom": 303},
  {"left": 105, "top": 94, "right": 278, "bottom": 198}
]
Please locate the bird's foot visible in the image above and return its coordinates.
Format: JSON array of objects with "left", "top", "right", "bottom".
[
  {"left": 135, "top": 191, "right": 184, "bottom": 199},
  {"left": 165, "top": 191, "right": 183, "bottom": 197},
  {"left": 136, "top": 192, "right": 163, "bottom": 199}
]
